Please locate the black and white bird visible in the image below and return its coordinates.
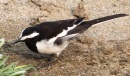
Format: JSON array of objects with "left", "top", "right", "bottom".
[{"left": 13, "top": 14, "right": 127, "bottom": 66}]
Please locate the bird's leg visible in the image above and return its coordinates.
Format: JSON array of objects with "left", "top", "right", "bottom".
[
  {"left": 38, "top": 54, "right": 59, "bottom": 68},
  {"left": 36, "top": 53, "right": 52, "bottom": 59}
]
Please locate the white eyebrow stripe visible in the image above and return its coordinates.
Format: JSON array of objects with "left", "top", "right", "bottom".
[{"left": 20, "top": 32, "right": 39, "bottom": 40}]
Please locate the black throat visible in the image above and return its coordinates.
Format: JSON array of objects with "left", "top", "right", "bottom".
[{"left": 25, "top": 39, "right": 39, "bottom": 53}]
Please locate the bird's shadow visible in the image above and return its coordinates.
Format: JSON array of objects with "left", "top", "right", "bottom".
[{"left": 3, "top": 42, "right": 51, "bottom": 60}]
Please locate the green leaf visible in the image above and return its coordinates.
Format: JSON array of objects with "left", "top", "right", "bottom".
[
  {"left": 10, "top": 70, "right": 26, "bottom": 76},
  {"left": 0, "top": 38, "right": 5, "bottom": 48},
  {"left": 0, "top": 54, "right": 3, "bottom": 59},
  {"left": 0, "top": 56, "right": 8, "bottom": 67},
  {"left": 1, "top": 62, "right": 17, "bottom": 73},
  {"left": 14, "top": 65, "right": 28, "bottom": 70},
  {"left": 0, "top": 55, "right": 34, "bottom": 76}
]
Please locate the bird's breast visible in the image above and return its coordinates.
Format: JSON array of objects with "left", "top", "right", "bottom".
[{"left": 36, "top": 40, "right": 69, "bottom": 56}]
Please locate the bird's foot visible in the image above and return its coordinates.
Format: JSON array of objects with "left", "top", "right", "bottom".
[{"left": 36, "top": 54, "right": 59, "bottom": 69}]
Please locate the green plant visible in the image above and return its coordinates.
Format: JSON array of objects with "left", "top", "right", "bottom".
[
  {"left": 0, "top": 56, "right": 34, "bottom": 76},
  {"left": 0, "top": 38, "right": 5, "bottom": 58},
  {"left": 0, "top": 38, "right": 5, "bottom": 48},
  {"left": 0, "top": 38, "right": 34, "bottom": 76}
]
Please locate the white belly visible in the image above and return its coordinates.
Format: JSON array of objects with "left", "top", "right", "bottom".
[{"left": 36, "top": 40, "right": 69, "bottom": 56}]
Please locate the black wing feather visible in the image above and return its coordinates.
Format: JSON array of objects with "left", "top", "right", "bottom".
[
  {"left": 67, "top": 14, "right": 128, "bottom": 35},
  {"left": 34, "top": 18, "right": 84, "bottom": 40}
]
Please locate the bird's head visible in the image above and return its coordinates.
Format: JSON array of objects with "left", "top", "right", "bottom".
[{"left": 12, "top": 27, "right": 39, "bottom": 44}]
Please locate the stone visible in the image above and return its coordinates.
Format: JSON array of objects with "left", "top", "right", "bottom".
[{"left": 0, "top": 0, "right": 10, "bottom": 4}]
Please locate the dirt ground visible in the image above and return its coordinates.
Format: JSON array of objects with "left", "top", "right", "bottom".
[{"left": 0, "top": 0, "right": 130, "bottom": 76}]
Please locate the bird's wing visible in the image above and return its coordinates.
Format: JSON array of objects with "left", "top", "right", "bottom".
[
  {"left": 54, "top": 34, "right": 78, "bottom": 45},
  {"left": 54, "top": 13, "right": 128, "bottom": 45},
  {"left": 34, "top": 13, "right": 127, "bottom": 43},
  {"left": 34, "top": 17, "right": 84, "bottom": 40}
]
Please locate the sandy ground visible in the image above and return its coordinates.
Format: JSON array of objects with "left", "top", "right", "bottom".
[{"left": 0, "top": 0, "right": 130, "bottom": 76}]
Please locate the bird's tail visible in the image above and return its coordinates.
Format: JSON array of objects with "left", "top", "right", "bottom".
[
  {"left": 67, "top": 14, "right": 128, "bottom": 34},
  {"left": 81, "top": 14, "right": 128, "bottom": 28}
]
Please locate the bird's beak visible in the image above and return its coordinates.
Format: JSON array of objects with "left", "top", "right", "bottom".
[{"left": 12, "top": 39, "right": 22, "bottom": 45}]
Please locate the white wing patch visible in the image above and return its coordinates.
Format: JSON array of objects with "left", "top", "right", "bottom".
[
  {"left": 48, "top": 24, "right": 78, "bottom": 43},
  {"left": 62, "top": 34, "right": 78, "bottom": 41},
  {"left": 20, "top": 32, "right": 39, "bottom": 40}
]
